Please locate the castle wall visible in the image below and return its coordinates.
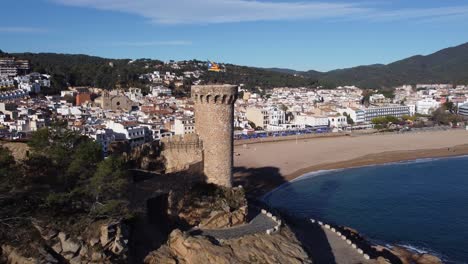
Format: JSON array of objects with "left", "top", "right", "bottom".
[{"left": 160, "top": 134, "right": 203, "bottom": 174}]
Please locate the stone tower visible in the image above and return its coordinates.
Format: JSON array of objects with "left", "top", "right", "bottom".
[{"left": 192, "top": 85, "right": 238, "bottom": 188}]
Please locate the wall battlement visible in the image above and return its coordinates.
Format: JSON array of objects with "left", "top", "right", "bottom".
[
  {"left": 192, "top": 85, "right": 238, "bottom": 105},
  {"left": 160, "top": 134, "right": 203, "bottom": 174},
  {"left": 161, "top": 134, "right": 202, "bottom": 151}
]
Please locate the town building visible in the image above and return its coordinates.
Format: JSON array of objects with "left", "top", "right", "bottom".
[
  {"left": 94, "top": 91, "right": 136, "bottom": 112},
  {"left": 105, "top": 120, "right": 148, "bottom": 148},
  {"left": 459, "top": 103, "right": 468, "bottom": 118},
  {"left": 246, "top": 107, "right": 269, "bottom": 129},
  {"left": 294, "top": 114, "right": 329, "bottom": 128},
  {"left": 173, "top": 117, "right": 195, "bottom": 135},
  {"left": 416, "top": 99, "right": 440, "bottom": 115},
  {"left": 0, "top": 57, "right": 30, "bottom": 77},
  {"left": 364, "top": 105, "right": 412, "bottom": 122}
]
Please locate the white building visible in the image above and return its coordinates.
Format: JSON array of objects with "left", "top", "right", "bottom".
[
  {"left": 173, "top": 117, "right": 195, "bottom": 135},
  {"left": 416, "top": 99, "right": 440, "bottom": 115},
  {"left": 328, "top": 115, "right": 348, "bottom": 128},
  {"left": 364, "top": 105, "right": 412, "bottom": 122},
  {"left": 89, "top": 129, "right": 115, "bottom": 155},
  {"left": 105, "top": 120, "right": 148, "bottom": 148},
  {"left": 459, "top": 103, "right": 468, "bottom": 118},
  {"left": 0, "top": 78, "right": 14, "bottom": 88},
  {"left": 369, "top": 94, "right": 390, "bottom": 104},
  {"left": 267, "top": 106, "right": 286, "bottom": 126},
  {"left": 294, "top": 114, "right": 329, "bottom": 128},
  {"left": 151, "top": 86, "right": 172, "bottom": 97},
  {"left": 339, "top": 107, "right": 365, "bottom": 124},
  {"left": 125, "top": 88, "right": 143, "bottom": 102}
]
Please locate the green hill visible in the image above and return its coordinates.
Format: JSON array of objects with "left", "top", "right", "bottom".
[
  {"left": 1, "top": 52, "right": 317, "bottom": 93},
  {"left": 4, "top": 42, "right": 468, "bottom": 92},
  {"left": 269, "top": 42, "right": 468, "bottom": 89}
]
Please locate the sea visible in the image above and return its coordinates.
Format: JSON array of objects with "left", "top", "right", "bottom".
[{"left": 263, "top": 156, "right": 468, "bottom": 264}]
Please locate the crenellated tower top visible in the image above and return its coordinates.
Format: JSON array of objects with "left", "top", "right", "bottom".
[{"left": 192, "top": 85, "right": 238, "bottom": 105}]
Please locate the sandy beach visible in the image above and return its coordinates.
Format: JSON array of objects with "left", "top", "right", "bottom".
[{"left": 233, "top": 129, "right": 468, "bottom": 196}]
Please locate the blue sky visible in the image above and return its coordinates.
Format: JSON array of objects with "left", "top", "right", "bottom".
[{"left": 1, "top": 0, "right": 468, "bottom": 71}]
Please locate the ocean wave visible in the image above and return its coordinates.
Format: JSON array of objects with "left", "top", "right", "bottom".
[
  {"left": 397, "top": 243, "right": 430, "bottom": 254},
  {"left": 393, "top": 243, "right": 459, "bottom": 264}
]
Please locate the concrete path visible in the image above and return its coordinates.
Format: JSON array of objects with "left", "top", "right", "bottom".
[
  {"left": 321, "top": 226, "right": 376, "bottom": 264},
  {"left": 189, "top": 212, "right": 278, "bottom": 240}
]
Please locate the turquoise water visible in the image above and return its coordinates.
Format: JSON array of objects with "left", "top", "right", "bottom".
[{"left": 264, "top": 156, "right": 468, "bottom": 264}]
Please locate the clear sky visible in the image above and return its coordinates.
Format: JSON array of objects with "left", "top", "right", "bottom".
[{"left": 1, "top": 0, "right": 468, "bottom": 71}]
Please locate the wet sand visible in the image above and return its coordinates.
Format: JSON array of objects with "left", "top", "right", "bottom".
[{"left": 233, "top": 129, "right": 468, "bottom": 196}]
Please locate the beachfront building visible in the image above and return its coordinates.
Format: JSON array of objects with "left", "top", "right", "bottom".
[
  {"left": 246, "top": 107, "right": 269, "bottom": 129},
  {"left": 294, "top": 113, "right": 329, "bottom": 128},
  {"left": 328, "top": 115, "right": 348, "bottom": 128},
  {"left": 266, "top": 106, "right": 286, "bottom": 126},
  {"left": 364, "top": 105, "right": 412, "bottom": 122},
  {"left": 416, "top": 99, "right": 440, "bottom": 115},
  {"left": 459, "top": 103, "right": 468, "bottom": 118},
  {"left": 339, "top": 107, "right": 365, "bottom": 124}
]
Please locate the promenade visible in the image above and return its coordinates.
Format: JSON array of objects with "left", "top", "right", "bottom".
[{"left": 189, "top": 212, "right": 277, "bottom": 240}]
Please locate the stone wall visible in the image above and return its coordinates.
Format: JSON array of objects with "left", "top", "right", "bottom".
[
  {"left": 160, "top": 134, "right": 203, "bottom": 174},
  {"left": 192, "top": 85, "right": 238, "bottom": 187}
]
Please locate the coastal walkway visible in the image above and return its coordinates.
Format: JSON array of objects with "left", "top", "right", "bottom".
[
  {"left": 188, "top": 210, "right": 278, "bottom": 240},
  {"left": 321, "top": 226, "right": 376, "bottom": 264},
  {"left": 286, "top": 217, "right": 378, "bottom": 264}
]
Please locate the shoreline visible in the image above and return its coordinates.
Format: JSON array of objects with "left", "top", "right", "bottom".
[
  {"left": 285, "top": 144, "right": 468, "bottom": 184},
  {"left": 232, "top": 131, "right": 467, "bottom": 264},
  {"left": 233, "top": 130, "right": 468, "bottom": 197},
  {"left": 255, "top": 144, "right": 468, "bottom": 198},
  {"left": 259, "top": 147, "right": 465, "bottom": 264}
]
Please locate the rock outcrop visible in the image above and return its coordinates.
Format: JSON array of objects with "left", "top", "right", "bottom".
[
  {"left": 0, "top": 245, "right": 38, "bottom": 264},
  {"left": 144, "top": 227, "right": 311, "bottom": 264},
  {"left": 390, "top": 246, "right": 443, "bottom": 264},
  {"left": 3, "top": 219, "right": 132, "bottom": 264},
  {"left": 169, "top": 184, "right": 248, "bottom": 229}
]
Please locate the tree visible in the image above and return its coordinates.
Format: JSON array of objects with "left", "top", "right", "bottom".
[
  {"left": 0, "top": 146, "right": 19, "bottom": 191},
  {"left": 431, "top": 107, "right": 451, "bottom": 125},
  {"left": 248, "top": 121, "right": 257, "bottom": 129},
  {"left": 24, "top": 125, "right": 106, "bottom": 213},
  {"left": 89, "top": 156, "right": 130, "bottom": 217},
  {"left": 66, "top": 140, "right": 103, "bottom": 187},
  {"left": 280, "top": 104, "right": 288, "bottom": 112},
  {"left": 343, "top": 112, "right": 354, "bottom": 125}
]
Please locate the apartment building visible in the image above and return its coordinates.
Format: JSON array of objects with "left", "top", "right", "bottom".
[
  {"left": 105, "top": 120, "right": 148, "bottom": 148},
  {"left": 173, "top": 117, "right": 195, "bottom": 135},
  {"left": 459, "top": 103, "right": 468, "bottom": 118},
  {"left": 246, "top": 107, "right": 269, "bottom": 129},
  {"left": 364, "top": 105, "right": 412, "bottom": 122},
  {"left": 416, "top": 99, "right": 440, "bottom": 115}
]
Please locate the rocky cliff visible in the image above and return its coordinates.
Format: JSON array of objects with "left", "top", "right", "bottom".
[
  {"left": 144, "top": 227, "right": 311, "bottom": 264},
  {"left": 1, "top": 220, "right": 129, "bottom": 264},
  {"left": 168, "top": 184, "right": 248, "bottom": 229},
  {"left": 389, "top": 246, "right": 443, "bottom": 264}
]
